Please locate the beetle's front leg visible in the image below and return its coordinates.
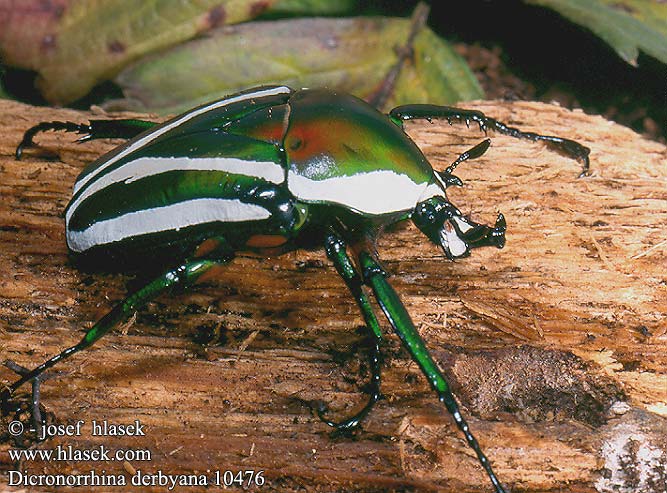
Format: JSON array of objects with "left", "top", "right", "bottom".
[
  {"left": 16, "top": 119, "right": 158, "bottom": 159},
  {"left": 314, "top": 231, "right": 383, "bottom": 431},
  {"left": 0, "top": 257, "right": 227, "bottom": 427},
  {"left": 390, "top": 103, "right": 590, "bottom": 176},
  {"left": 358, "top": 251, "right": 507, "bottom": 493}
]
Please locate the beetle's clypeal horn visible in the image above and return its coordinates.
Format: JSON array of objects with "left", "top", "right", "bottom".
[
  {"left": 458, "top": 212, "right": 506, "bottom": 251},
  {"left": 490, "top": 213, "right": 506, "bottom": 248}
]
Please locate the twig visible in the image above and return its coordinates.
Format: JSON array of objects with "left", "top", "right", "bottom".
[{"left": 368, "top": 2, "right": 430, "bottom": 109}]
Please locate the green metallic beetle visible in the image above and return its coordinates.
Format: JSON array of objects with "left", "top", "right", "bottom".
[{"left": 3, "top": 86, "right": 590, "bottom": 493}]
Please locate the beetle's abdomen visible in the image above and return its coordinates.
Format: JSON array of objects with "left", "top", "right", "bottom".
[
  {"left": 65, "top": 130, "right": 286, "bottom": 255},
  {"left": 284, "top": 90, "right": 438, "bottom": 216}
]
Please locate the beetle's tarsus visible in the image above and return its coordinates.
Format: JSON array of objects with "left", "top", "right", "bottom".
[
  {"left": 437, "top": 396, "right": 507, "bottom": 493},
  {"left": 316, "top": 336, "right": 382, "bottom": 431},
  {"left": 1, "top": 360, "right": 59, "bottom": 437},
  {"left": 15, "top": 121, "right": 93, "bottom": 160},
  {"left": 15, "top": 118, "right": 160, "bottom": 159}
]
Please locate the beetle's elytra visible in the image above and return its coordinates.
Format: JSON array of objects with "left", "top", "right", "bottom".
[{"left": 3, "top": 85, "right": 590, "bottom": 493}]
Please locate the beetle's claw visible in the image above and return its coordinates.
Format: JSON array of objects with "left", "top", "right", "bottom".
[
  {"left": 313, "top": 333, "right": 382, "bottom": 432},
  {"left": 15, "top": 140, "right": 29, "bottom": 160},
  {"left": 576, "top": 151, "right": 591, "bottom": 177},
  {"left": 15, "top": 121, "right": 92, "bottom": 161},
  {"left": 2, "top": 360, "right": 58, "bottom": 436},
  {"left": 316, "top": 401, "right": 364, "bottom": 432},
  {"left": 315, "top": 385, "right": 382, "bottom": 433}
]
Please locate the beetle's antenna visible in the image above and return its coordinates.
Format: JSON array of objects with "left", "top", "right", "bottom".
[
  {"left": 437, "top": 138, "right": 491, "bottom": 188},
  {"left": 444, "top": 138, "right": 491, "bottom": 176}
]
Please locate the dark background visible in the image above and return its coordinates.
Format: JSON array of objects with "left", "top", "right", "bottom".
[{"left": 2, "top": 0, "right": 665, "bottom": 142}]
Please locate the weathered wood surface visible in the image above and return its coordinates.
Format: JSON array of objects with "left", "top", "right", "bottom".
[{"left": 0, "top": 99, "right": 665, "bottom": 493}]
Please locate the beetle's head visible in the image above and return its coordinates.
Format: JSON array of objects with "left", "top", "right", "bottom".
[{"left": 412, "top": 196, "right": 506, "bottom": 260}]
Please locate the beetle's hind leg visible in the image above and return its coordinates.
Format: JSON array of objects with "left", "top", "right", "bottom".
[
  {"left": 16, "top": 119, "right": 157, "bottom": 160},
  {"left": 390, "top": 103, "right": 590, "bottom": 176},
  {"left": 313, "top": 232, "right": 384, "bottom": 431},
  {"left": 0, "top": 258, "right": 226, "bottom": 416}
]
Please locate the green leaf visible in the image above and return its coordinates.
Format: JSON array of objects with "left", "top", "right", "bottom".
[
  {"left": 108, "top": 16, "right": 483, "bottom": 114},
  {"left": 266, "top": 0, "right": 357, "bottom": 16},
  {"left": 0, "top": 0, "right": 282, "bottom": 105},
  {"left": 389, "top": 27, "right": 483, "bottom": 109},
  {"left": 526, "top": 0, "right": 667, "bottom": 65}
]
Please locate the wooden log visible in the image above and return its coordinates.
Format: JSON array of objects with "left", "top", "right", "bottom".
[{"left": 0, "top": 99, "right": 665, "bottom": 492}]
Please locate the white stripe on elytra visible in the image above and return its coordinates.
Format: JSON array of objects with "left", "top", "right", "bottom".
[
  {"left": 420, "top": 181, "right": 445, "bottom": 202},
  {"left": 66, "top": 156, "right": 285, "bottom": 224},
  {"left": 72, "top": 86, "right": 292, "bottom": 196},
  {"left": 67, "top": 198, "right": 271, "bottom": 253},
  {"left": 287, "top": 169, "right": 440, "bottom": 216}
]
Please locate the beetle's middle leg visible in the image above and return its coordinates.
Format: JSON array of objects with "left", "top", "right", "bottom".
[
  {"left": 16, "top": 119, "right": 158, "bottom": 159},
  {"left": 313, "top": 231, "right": 383, "bottom": 431},
  {"left": 389, "top": 103, "right": 590, "bottom": 176},
  {"left": 0, "top": 257, "right": 228, "bottom": 426}
]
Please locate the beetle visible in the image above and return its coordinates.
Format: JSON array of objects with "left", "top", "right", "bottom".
[{"left": 2, "top": 85, "right": 590, "bottom": 493}]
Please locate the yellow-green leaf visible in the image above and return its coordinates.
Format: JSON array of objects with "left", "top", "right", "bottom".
[
  {"left": 526, "top": 0, "right": 667, "bottom": 65},
  {"left": 108, "top": 16, "right": 483, "bottom": 114},
  {"left": 267, "top": 0, "right": 357, "bottom": 16},
  {"left": 0, "top": 0, "right": 281, "bottom": 105}
]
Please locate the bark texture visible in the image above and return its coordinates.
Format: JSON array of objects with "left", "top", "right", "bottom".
[{"left": 0, "top": 99, "right": 666, "bottom": 492}]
